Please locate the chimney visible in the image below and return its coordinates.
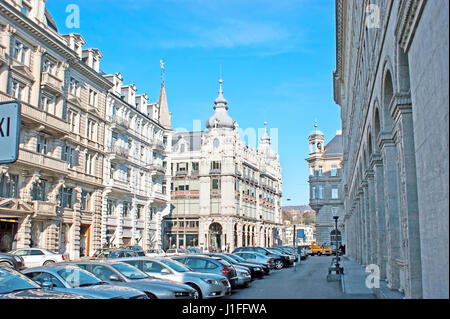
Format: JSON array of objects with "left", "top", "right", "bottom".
[
  {"left": 121, "top": 84, "right": 137, "bottom": 106},
  {"left": 82, "top": 48, "right": 102, "bottom": 72}
]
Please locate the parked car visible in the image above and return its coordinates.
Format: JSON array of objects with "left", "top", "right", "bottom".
[
  {"left": 22, "top": 265, "right": 148, "bottom": 299},
  {"left": 207, "top": 253, "right": 265, "bottom": 279},
  {"left": 9, "top": 248, "right": 65, "bottom": 268},
  {"left": 232, "top": 252, "right": 275, "bottom": 270},
  {"left": 0, "top": 266, "right": 85, "bottom": 299},
  {"left": 119, "top": 246, "right": 145, "bottom": 256},
  {"left": 92, "top": 249, "right": 140, "bottom": 259},
  {"left": 233, "top": 247, "right": 287, "bottom": 269},
  {"left": 267, "top": 247, "right": 297, "bottom": 263},
  {"left": 185, "top": 248, "right": 202, "bottom": 254},
  {"left": 165, "top": 248, "right": 186, "bottom": 256},
  {"left": 277, "top": 246, "right": 302, "bottom": 261},
  {"left": 235, "top": 268, "right": 252, "bottom": 288},
  {"left": 145, "top": 248, "right": 166, "bottom": 257},
  {"left": 64, "top": 260, "right": 198, "bottom": 299},
  {"left": 171, "top": 255, "right": 238, "bottom": 289},
  {"left": 310, "top": 242, "right": 333, "bottom": 256},
  {"left": 225, "top": 253, "right": 271, "bottom": 275},
  {"left": 0, "top": 252, "right": 24, "bottom": 270},
  {"left": 120, "top": 257, "right": 230, "bottom": 299}
]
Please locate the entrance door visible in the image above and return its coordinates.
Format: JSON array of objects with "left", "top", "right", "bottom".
[
  {"left": 208, "top": 223, "right": 222, "bottom": 251},
  {"left": 80, "top": 225, "right": 91, "bottom": 257},
  {"left": 0, "top": 219, "right": 18, "bottom": 252}
]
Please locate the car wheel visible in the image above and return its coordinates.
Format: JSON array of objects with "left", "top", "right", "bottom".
[
  {"left": 43, "top": 260, "right": 55, "bottom": 266},
  {"left": 275, "top": 260, "right": 284, "bottom": 270},
  {"left": 186, "top": 283, "right": 203, "bottom": 299},
  {"left": 317, "top": 252, "right": 322, "bottom": 256},
  {"left": 144, "top": 292, "right": 158, "bottom": 299}
]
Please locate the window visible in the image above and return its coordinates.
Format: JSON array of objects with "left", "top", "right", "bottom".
[
  {"left": 36, "top": 136, "right": 48, "bottom": 154},
  {"left": 68, "top": 110, "right": 79, "bottom": 134},
  {"left": 89, "top": 89, "right": 98, "bottom": 107},
  {"left": 13, "top": 40, "right": 29, "bottom": 65},
  {"left": 59, "top": 188, "right": 73, "bottom": 209},
  {"left": 80, "top": 191, "right": 92, "bottom": 211},
  {"left": 143, "top": 261, "right": 164, "bottom": 273},
  {"left": 42, "top": 59, "right": 57, "bottom": 75},
  {"left": 331, "top": 165, "right": 338, "bottom": 177},
  {"left": 69, "top": 78, "right": 81, "bottom": 97},
  {"left": 107, "top": 200, "right": 116, "bottom": 216},
  {"left": 21, "top": 5, "right": 30, "bottom": 16},
  {"left": 40, "top": 94, "right": 55, "bottom": 115},
  {"left": 91, "top": 265, "right": 116, "bottom": 282},
  {"left": 85, "top": 153, "right": 95, "bottom": 175},
  {"left": 318, "top": 186, "right": 324, "bottom": 199},
  {"left": 180, "top": 144, "right": 185, "bottom": 152},
  {"left": 311, "top": 186, "right": 316, "bottom": 200},
  {"left": 0, "top": 174, "right": 19, "bottom": 198},
  {"left": 136, "top": 205, "right": 143, "bottom": 220},
  {"left": 123, "top": 202, "right": 132, "bottom": 218},
  {"left": 62, "top": 146, "right": 76, "bottom": 168},
  {"left": 318, "top": 166, "right": 323, "bottom": 176},
  {"left": 31, "top": 181, "right": 46, "bottom": 202},
  {"left": 331, "top": 186, "right": 339, "bottom": 199},
  {"left": 87, "top": 119, "right": 97, "bottom": 141},
  {"left": 9, "top": 79, "right": 28, "bottom": 102},
  {"left": 211, "top": 161, "right": 221, "bottom": 171},
  {"left": 211, "top": 179, "right": 221, "bottom": 190}
]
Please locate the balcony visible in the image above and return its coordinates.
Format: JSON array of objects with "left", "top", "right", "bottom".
[
  {"left": 108, "top": 144, "right": 129, "bottom": 162},
  {"left": 41, "top": 72, "right": 63, "bottom": 96},
  {"left": 175, "top": 170, "right": 187, "bottom": 176},
  {"left": 32, "top": 201, "right": 57, "bottom": 218},
  {"left": 210, "top": 168, "right": 221, "bottom": 175},
  {"left": 151, "top": 190, "right": 169, "bottom": 203},
  {"left": 153, "top": 140, "right": 166, "bottom": 152},
  {"left": 149, "top": 161, "right": 166, "bottom": 175},
  {"left": 106, "top": 178, "right": 130, "bottom": 192},
  {"left": 110, "top": 115, "right": 129, "bottom": 131},
  {"left": 17, "top": 148, "right": 68, "bottom": 174},
  {"left": 18, "top": 100, "right": 69, "bottom": 136}
]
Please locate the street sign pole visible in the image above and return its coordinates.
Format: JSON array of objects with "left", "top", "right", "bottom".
[{"left": 0, "top": 100, "right": 21, "bottom": 165}]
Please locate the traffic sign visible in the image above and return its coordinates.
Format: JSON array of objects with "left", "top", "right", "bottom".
[{"left": 0, "top": 100, "right": 21, "bottom": 164}]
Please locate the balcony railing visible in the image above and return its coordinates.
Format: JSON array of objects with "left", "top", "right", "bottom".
[
  {"left": 110, "top": 115, "right": 129, "bottom": 130},
  {"left": 175, "top": 170, "right": 187, "bottom": 176},
  {"left": 41, "top": 72, "right": 63, "bottom": 95},
  {"left": 0, "top": 45, "right": 7, "bottom": 66},
  {"left": 108, "top": 144, "right": 129, "bottom": 158},
  {"left": 210, "top": 168, "right": 221, "bottom": 175},
  {"left": 32, "top": 201, "right": 57, "bottom": 217},
  {"left": 17, "top": 148, "right": 68, "bottom": 174}
]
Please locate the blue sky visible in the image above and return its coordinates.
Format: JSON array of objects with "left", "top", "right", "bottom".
[{"left": 46, "top": 0, "right": 341, "bottom": 206}]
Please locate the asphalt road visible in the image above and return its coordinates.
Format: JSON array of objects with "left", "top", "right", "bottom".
[{"left": 225, "top": 255, "right": 375, "bottom": 299}]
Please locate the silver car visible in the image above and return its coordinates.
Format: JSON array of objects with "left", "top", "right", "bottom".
[
  {"left": 233, "top": 252, "right": 276, "bottom": 269},
  {"left": 235, "top": 268, "right": 251, "bottom": 288},
  {"left": 22, "top": 265, "right": 148, "bottom": 299},
  {"left": 120, "top": 257, "right": 230, "bottom": 299},
  {"left": 64, "top": 261, "right": 198, "bottom": 299}
]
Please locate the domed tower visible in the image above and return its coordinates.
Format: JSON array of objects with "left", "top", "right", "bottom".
[
  {"left": 258, "top": 121, "right": 277, "bottom": 160},
  {"left": 308, "top": 121, "right": 325, "bottom": 155},
  {"left": 205, "top": 79, "right": 235, "bottom": 130}
]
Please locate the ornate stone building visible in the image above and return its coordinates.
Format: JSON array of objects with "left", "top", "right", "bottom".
[
  {"left": 165, "top": 79, "right": 282, "bottom": 252},
  {"left": 101, "top": 73, "right": 172, "bottom": 250},
  {"left": 0, "top": 0, "right": 111, "bottom": 259},
  {"left": 306, "top": 124, "right": 344, "bottom": 246},
  {"left": 333, "top": 0, "right": 449, "bottom": 298}
]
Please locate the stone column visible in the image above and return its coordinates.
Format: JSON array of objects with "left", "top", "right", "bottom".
[
  {"left": 91, "top": 189, "right": 103, "bottom": 253},
  {"left": 100, "top": 190, "right": 111, "bottom": 247},
  {"left": 380, "top": 135, "right": 401, "bottom": 290},
  {"left": 115, "top": 201, "right": 124, "bottom": 247},
  {"left": 366, "top": 168, "right": 376, "bottom": 265},
  {"left": 16, "top": 215, "right": 32, "bottom": 248},
  {"left": 392, "top": 94, "right": 422, "bottom": 298},
  {"left": 237, "top": 223, "right": 243, "bottom": 248},
  {"left": 131, "top": 200, "right": 138, "bottom": 245},
  {"left": 362, "top": 180, "right": 370, "bottom": 265},
  {"left": 372, "top": 154, "right": 387, "bottom": 280},
  {"left": 70, "top": 187, "right": 82, "bottom": 260}
]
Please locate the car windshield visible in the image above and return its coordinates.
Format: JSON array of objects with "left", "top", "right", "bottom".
[
  {"left": 0, "top": 268, "right": 39, "bottom": 294},
  {"left": 57, "top": 268, "right": 102, "bottom": 288},
  {"left": 159, "top": 259, "right": 191, "bottom": 272},
  {"left": 229, "top": 254, "right": 245, "bottom": 262},
  {"left": 111, "top": 263, "right": 148, "bottom": 280},
  {"left": 215, "top": 255, "right": 235, "bottom": 264}
]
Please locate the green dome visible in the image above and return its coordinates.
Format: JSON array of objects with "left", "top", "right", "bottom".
[{"left": 309, "top": 122, "right": 324, "bottom": 137}]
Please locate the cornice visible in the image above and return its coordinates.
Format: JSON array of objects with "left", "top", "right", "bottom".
[
  {"left": 395, "top": 0, "right": 427, "bottom": 53},
  {"left": 0, "top": 2, "right": 113, "bottom": 89}
]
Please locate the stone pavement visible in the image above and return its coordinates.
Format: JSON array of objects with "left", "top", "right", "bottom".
[{"left": 340, "top": 256, "right": 404, "bottom": 299}]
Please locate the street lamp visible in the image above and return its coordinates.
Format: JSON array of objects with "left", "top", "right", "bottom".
[{"left": 332, "top": 211, "right": 343, "bottom": 274}]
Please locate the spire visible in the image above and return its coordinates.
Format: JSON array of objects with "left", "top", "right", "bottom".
[
  {"left": 158, "top": 84, "right": 171, "bottom": 129},
  {"left": 261, "top": 121, "right": 270, "bottom": 143},
  {"left": 206, "top": 78, "right": 234, "bottom": 130},
  {"left": 309, "top": 119, "right": 324, "bottom": 138}
]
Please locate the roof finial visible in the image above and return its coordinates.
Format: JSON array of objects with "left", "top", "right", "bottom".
[
  {"left": 160, "top": 59, "right": 165, "bottom": 86},
  {"left": 314, "top": 119, "right": 318, "bottom": 128}
]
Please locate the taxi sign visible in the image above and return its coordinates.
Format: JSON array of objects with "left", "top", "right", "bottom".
[{"left": 0, "top": 100, "right": 21, "bottom": 164}]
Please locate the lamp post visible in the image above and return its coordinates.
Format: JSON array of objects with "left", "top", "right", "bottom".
[{"left": 332, "top": 214, "right": 343, "bottom": 274}]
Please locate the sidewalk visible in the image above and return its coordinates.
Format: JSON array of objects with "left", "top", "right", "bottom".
[
  {"left": 339, "top": 256, "right": 374, "bottom": 296},
  {"left": 339, "top": 256, "right": 404, "bottom": 299}
]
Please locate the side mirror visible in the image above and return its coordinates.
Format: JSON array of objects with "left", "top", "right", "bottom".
[
  {"left": 109, "top": 275, "right": 120, "bottom": 282},
  {"left": 161, "top": 268, "right": 170, "bottom": 275},
  {"left": 41, "top": 281, "right": 54, "bottom": 290}
]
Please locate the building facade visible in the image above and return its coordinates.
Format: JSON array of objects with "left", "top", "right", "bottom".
[
  {"left": 282, "top": 225, "right": 314, "bottom": 247},
  {"left": 0, "top": 0, "right": 111, "bottom": 259},
  {"left": 165, "top": 79, "right": 282, "bottom": 252},
  {"left": 0, "top": 0, "right": 172, "bottom": 258},
  {"left": 100, "top": 73, "right": 172, "bottom": 250},
  {"left": 333, "top": 0, "right": 449, "bottom": 298},
  {"left": 306, "top": 124, "right": 344, "bottom": 246}
]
